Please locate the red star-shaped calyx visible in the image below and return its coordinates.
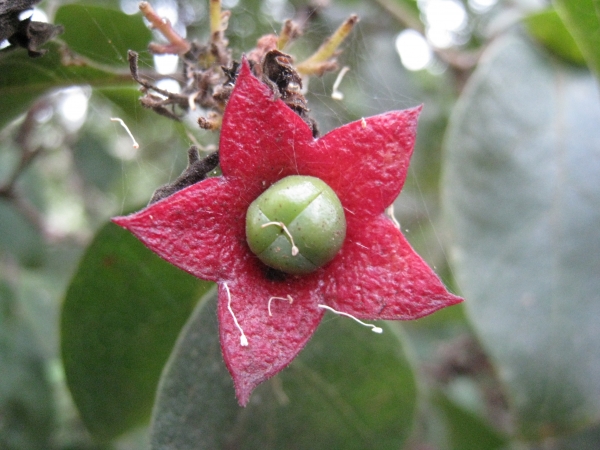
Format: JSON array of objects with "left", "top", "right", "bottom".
[{"left": 113, "top": 60, "right": 462, "bottom": 406}]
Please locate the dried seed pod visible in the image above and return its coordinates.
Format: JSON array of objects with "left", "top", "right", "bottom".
[{"left": 246, "top": 175, "right": 346, "bottom": 275}]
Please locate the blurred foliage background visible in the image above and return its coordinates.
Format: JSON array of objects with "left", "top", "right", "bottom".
[{"left": 1, "top": 0, "right": 599, "bottom": 448}]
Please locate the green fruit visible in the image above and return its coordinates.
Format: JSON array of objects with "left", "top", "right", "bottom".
[{"left": 246, "top": 175, "right": 346, "bottom": 275}]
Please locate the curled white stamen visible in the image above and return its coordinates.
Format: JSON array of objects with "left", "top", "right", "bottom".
[
  {"left": 361, "top": 117, "right": 367, "bottom": 129},
  {"left": 224, "top": 283, "right": 248, "bottom": 346},
  {"left": 110, "top": 117, "right": 139, "bottom": 149},
  {"left": 318, "top": 304, "right": 383, "bottom": 334},
  {"left": 268, "top": 295, "right": 294, "bottom": 316},
  {"left": 188, "top": 91, "right": 200, "bottom": 110},
  {"left": 386, "top": 204, "right": 401, "bottom": 230},
  {"left": 331, "top": 66, "right": 350, "bottom": 101},
  {"left": 261, "top": 221, "right": 299, "bottom": 256}
]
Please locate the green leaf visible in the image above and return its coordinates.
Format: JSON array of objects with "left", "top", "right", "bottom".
[
  {"left": 442, "top": 33, "right": 600, "bottom": 440},
  {"left": 385, "top": 0, "right": 420, "bottom": 17},
  {"left": 94, "top": 87, "right": 197, "bottom": 153},
  {"left": 553, "top": 0, "right": 600, "bottom": 78},
  {"left": 434, "top": 394, "right": 507, "bottom": 450},
  {"left": 377, "top": 0, "right": 423, "bottom": 33},
  {"left": 0, "top": 3, "right": 150, "bottom": 129},
  {"left": 61, "top": 221, "right": 213, "bottom": 441},
  {"left": 0, "top": 280, "right": 54, "bottom": 450},
  {"left": 0, "top": 41, "right": 130, "bottom": 130},
  {"left": 524, "top": 9, "right": 586, "bottom": 66},
  {"left": 95, "top": 87, "right": 153, "bottom": 123},
  {"left": 54, "top": 4, "right": 152, "bottom": 67},
  {"left": 151, "top": 293, "right": 417, "bottom": 449},
  {"left": 72, "top": 131, "right": 120, "bottom": 191},
  {"left": 0, "top": 202, "right": 45, "bottom": 267},
  {"left": 548, "top": 423, "right": 600, "bottom": 449}
]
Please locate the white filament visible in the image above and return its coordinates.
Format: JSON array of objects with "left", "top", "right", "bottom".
[
  {"left": 268, "top": 295, "right": 294, "bottom": 316},
  {"left": 110, "top": 117, "right": 139, "bottom": 149},
  {"left": 331, "top": 66, "right": 350, "bottom": 100},
  {"left": 224, "top": 283, "right": 248, "bottom": 346},
  {"left": 318, "top": 304, "right": 383, "bottom": 334},
  {"left": 386, "top": 204, "right": 401, "bottom": 230},
  {"left": 261, "top": 221, "right": 299, "bottom": 256}
]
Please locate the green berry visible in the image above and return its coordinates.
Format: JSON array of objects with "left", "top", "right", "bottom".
[{"left": 246, "top": 175, "right": 346, "bottom": 275}]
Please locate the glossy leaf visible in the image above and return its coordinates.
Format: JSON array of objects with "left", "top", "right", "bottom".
[
  {"left": 95, "top": 86, "right": 155, "bottom": 123},
  {"left": 72, "top": 131, "right": 120, "bottom": 191},
  {"left": 0, "top": 41, "right": 129, "bottom": 130},
  {"left": 0, "top": 201, "right": 45, "bottom": 267},
  {"left": 553, "top": 0, "right": 600, "bottom": 78},
  {"left": 381, "top": 0, "right": 422, "bottom": 32},
  {"left": 61, "top": 221, "right": 213, "bottom": 441},
  {"left": 0, "top": 280, "right": 54, "bottom": 450},
  {"left": 150, "top": 292, "right": 417, "bottom": 449},
  {"left": 547, "top": 423, "right": 600, "bottom": 449},
  {"left": 93, "top": 87, "right": 192, "bottom": 150},
  {"left": 54, "top": 4, "right": 152, "bottom": 67},
  {"left": 397, "top": 0, "right": 419, "bottom": 15},
  {"left": 434, "top": 394, "right": 507, "bottom": 450},
  {"left": 443, "top": 33, "right": 600, "bottom": 439},
  {"left": 524, "top": 9, "right": 586, "bottom": 66}
]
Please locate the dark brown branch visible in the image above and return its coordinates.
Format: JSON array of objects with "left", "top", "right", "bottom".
[
  {"left": 0, "top": 100, "right": 48, "bottom": 195},
  {"left": 148, "top": 147, "right": 220, "bottom": 204},
  {"left": 0, "top": 99, "right": 51, "bottom": 235},
  {"left": 128, "top": 50, "right": 183, "bottom": 100}
]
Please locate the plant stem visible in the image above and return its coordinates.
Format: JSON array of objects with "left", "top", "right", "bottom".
[
  {"left": 296, "top": 14, "right": 359, "bottom": 76},
  {"left": 139, "top": 1, "right": 191, "bottom": 54}
]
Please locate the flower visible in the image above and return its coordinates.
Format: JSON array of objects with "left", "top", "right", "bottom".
[{"left": 113, "top": 60, "right": 462, "bottom": 406}]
